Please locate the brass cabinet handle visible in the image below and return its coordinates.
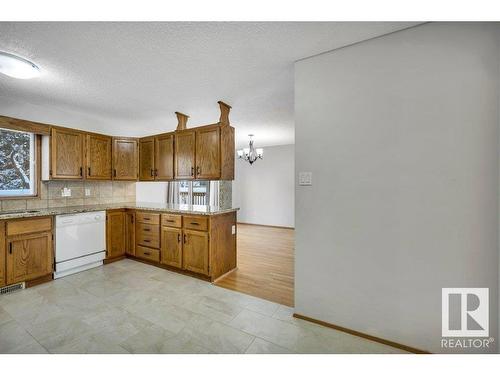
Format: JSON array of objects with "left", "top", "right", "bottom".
[
  {"left": 190, "top": 222, "right": 199, "bottom": 226},
  {"left": 9, "top": 242, "right": 12, "bottom": 254},
  {"left": 113, "top": 169, "right": 117, "bottom": 177},
  {"left": 196, "top": 166, "right": 201, "bottom": 175},
  {"left": 88, "top": 167, "right": 91, "bottom": 176},
  {"left": 191, "top": 167, "right": 194, "bottom": 176},
  {"left": 143, "top": 228, "right": 151, "bottom": 232},
  {"left": 80, "top": 167, "right": 83, "bottom": 176},
  {"left": 150, "top": 169, "right": 154, "bottom": 177},
  {"left": 166, "top": 219, "right": 174, "bottom": 223},
  {"left": 183, "top": 234, "right": 187, "bottom": 243},
  {"left": 144, "top": 252, "right": 151, "bottom": 256},
  {"left": 177, "top": 233, "right": 181, "bottom": 243},
  {"left": 143, "top": 239, "right": 151, "bottom": 243}
]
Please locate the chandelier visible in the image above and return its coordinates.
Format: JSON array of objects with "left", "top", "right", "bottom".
[{"left": 237, "top": 134, "right": 263, "bottom": 165}]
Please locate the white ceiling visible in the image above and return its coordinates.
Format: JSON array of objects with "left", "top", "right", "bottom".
[{"left": 0, "top": 22, "right": 419, "bottom": 148}]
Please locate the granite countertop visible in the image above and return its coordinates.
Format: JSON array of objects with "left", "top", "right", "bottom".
[{"left": 0, "top": 202, "right": 239, "bottom": 220}]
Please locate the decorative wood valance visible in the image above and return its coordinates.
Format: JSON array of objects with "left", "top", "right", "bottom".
[
  {"left": 0, "top": 115, "right": 51, "bottom": 135},
  {"left": 218, "top": 101, "right": 231, "bottom": 126},
  {"left": 175, "top": 112, "right": 189, "bottom": 131}
]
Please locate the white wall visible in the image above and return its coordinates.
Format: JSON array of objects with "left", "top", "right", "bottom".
[
  {"left": 135, "top": 182, "right": 168, "bottom": 204},
  {"left": 295, "top": 23, "right": 499, "bottom": 353},
  {"left": 233, "top": 144, "right": 294, "bottom": 227}
]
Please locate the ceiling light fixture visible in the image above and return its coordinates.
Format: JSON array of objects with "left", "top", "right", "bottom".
[
  {"left": 0, "top": 51, "right": 41, "bottom": 79},
  {"left": 237, "top": 134, "right": 263, "bottom": 165}
]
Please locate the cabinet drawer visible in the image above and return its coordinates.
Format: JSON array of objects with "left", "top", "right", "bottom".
[
  {"left": 183, "top": 215, "right": 208, "bottom": 231},
  {"left": 136, "top": 212, "right": 160, "bottom": 225},
  {"left": 7, "top": 217, "right": 52, "bottom": 236},
  {"left": 136, "top": 232, "right": 160, "bottom": 248},
  {"left": 161, "top": 214, "right": 182, "bottom": 228},
  {"left": 136, "top": 222, "right": 160, "bottom": 236},
  {"left": 136, "top": 246, "right": 160, "bottom": 262}
]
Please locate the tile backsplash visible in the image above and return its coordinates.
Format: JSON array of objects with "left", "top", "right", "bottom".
[
  {"left": 0, "top": 181, "right": 136, "bottom": 212},
  {"left": 219, "top": 180, "right": 232, "bottom": 209}
]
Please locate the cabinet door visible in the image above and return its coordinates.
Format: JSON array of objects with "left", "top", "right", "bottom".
[
  {"left": 6, "top": 232, "right": 53, "bottom": 285},
  {"left": 174, "top": 131, "right": 195, "bottom": 180},
  {"left": 161, "top": 227, "right": 182, "bottom": 268},
  {"left": 155, "top": 133, "right": 174, "bottom": 180},
  {"left": 182, "top": 229, "right": 209, "bottom": 275},
  {"left": 113, "top": 138, "right": 138, "bottom": 180},
  {"left": 51, "top": 128, "right": 84, "bottom": 179},
  {"left": 139, "top": 138, "right": 155, "bottom": 181},
  {"left": 86, "top": 134, "right": 112, "bottom": 180},
  {"left": 195, "top": 126, "right": 220, "bottom": 179},
  {"left": 0, "top": 222, "right": 5, "bottom": 287},
  {"left": 125, "top": 211, "right": 136, "bottom": 256},
  {"left": 106, "top": 211, "right": 126, "bottom": 259}
]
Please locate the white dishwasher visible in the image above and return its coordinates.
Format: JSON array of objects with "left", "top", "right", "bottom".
[{"left": 54, "top": 211, "right": 106, "bottom": 279}]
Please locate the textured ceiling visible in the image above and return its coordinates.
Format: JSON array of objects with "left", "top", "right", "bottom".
[{"left": 0, "top": 22, "right": 419, "bottom": 148}]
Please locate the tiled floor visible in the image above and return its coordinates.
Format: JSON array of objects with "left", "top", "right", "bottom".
[{"left": 0, "top": 260, "right": 406, "bottom": 354}]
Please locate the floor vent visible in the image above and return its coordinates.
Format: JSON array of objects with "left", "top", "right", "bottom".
[{"left": 0, "top": 283, "right": 25, "bottom": 296}]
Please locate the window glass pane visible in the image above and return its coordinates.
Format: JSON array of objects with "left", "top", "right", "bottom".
[
  {"left": 192, "top": 181, "right": 208, "bottom": 205},
  {"left": 179, "top": 181, "right": 190, "bottom": 204},
  {"left": 0, "top": 128, "right": 36, "bottom": 197}
]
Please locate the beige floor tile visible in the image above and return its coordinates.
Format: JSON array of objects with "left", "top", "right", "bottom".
[
  {"left": 182, "top": 314, "right": 255, "bottom": 354},
  {"left": 0, "top": 259, "right": 405, "bottom": 354},
  {"left": 51, "top": 333, "right": 129, "bottom": 354},
  {"left": 0, "top": 307, "right": 14, "bottom": 325},
  {"left": 245, "top": 338, "right": 294, "bottom": 354},
  {"left": 118, "top": 324, "right": 178, "bottom": 354},
  {"left": 0, "top": 320, "right": 42, "bottom": 353}
]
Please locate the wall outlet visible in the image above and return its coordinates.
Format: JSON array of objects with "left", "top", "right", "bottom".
[
  {"left": 299, "top": 172, "right": 312, "bottom": 186},
  {"left": 85, "top": 188, "right": 91, "bottom": 196}
]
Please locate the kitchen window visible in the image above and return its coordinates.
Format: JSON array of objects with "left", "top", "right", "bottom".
[
  {"left": 167, "top": 181, "right": 219, "bottom": 206},
  {"left": 0, "top": 127, "right": 38, "bottom": 198}
]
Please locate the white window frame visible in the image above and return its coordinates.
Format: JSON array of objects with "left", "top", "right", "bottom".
[{"left": 0, "top": 128, "right": 37, "bottom": 198}]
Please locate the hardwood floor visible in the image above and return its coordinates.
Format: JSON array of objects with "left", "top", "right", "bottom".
[{"left": 214, "top": 223, "right": 294, "bottom": 307}]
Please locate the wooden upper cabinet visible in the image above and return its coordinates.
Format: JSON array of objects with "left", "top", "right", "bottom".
[
  {"left": 175, "top": 130, "right": 195, "bottom": 180},
  {"left": 155, "top": 133, "right": 174, "bottom": 180},
  {"left": 195, "top": 126, "right": 221, "bottom": 179},
  {"left": 139, "top": 137, "right": 155, "bottom": 181},
  {"left": 86, "top": 134, "right": 112, "bottom": 180},
  {"left": 182, "top": 229, "right": 209, "bottom": 275},
  {"left": 51, "top": 127, "right": 84, "bottom": 179},
  {"left": 6, "top": 231, "right": 53, "bottom": 285},
  {"left": 113, "top": 138, "right": 138, "bottom": 180},
  {"left": 106, "top": 210, "right": 126, "bottom": 259},
  {"left": 0, "top": 222, "right": 5, "bottom": 287}
]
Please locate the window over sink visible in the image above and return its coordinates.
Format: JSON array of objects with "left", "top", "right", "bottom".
[
  {"left": 0, "top": 128, "right": 37, "bottom": 198},
  {"left": 166, "top": 180, "right": 219, "bottom": 206}
]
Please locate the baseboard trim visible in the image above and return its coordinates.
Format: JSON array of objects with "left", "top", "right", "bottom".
[
  {"left": 237, "top": 222, "right": 294, "bottom": 230},
  {"left": 25, "top": 273, "right": 53, "bottom": 288},
  {"left": 293, "top": 313, "right": 430, "bottom": 354}
]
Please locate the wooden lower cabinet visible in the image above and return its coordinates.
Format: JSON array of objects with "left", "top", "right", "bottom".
[
  {"left": 6, "top": 231, "right": 53, "bottom": 285},
  {"left": 125, "top": 211, "right": 135, "bottom": 256},
  {"left": 106, "top": 210, "right": 126, "bottom": 259},
  {"left": 182, "top": 229, "right": 209, "bottom": 275},
  {"left": 0, "top": 222, "right": 5, "bottom": 287},
  {"left": 160, "top": 226, "right": 183, "bottom": 268}
]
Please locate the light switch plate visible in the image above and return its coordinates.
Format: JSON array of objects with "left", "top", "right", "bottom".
[
  {"left": 85, "top": 188, "right": 91, "bottom": 196},
  {"left": 232, "top": 225, "right": 236, "bottom": 235},
  {"left": 299, "top": 172, "right": 312, "bottom": 186}
]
